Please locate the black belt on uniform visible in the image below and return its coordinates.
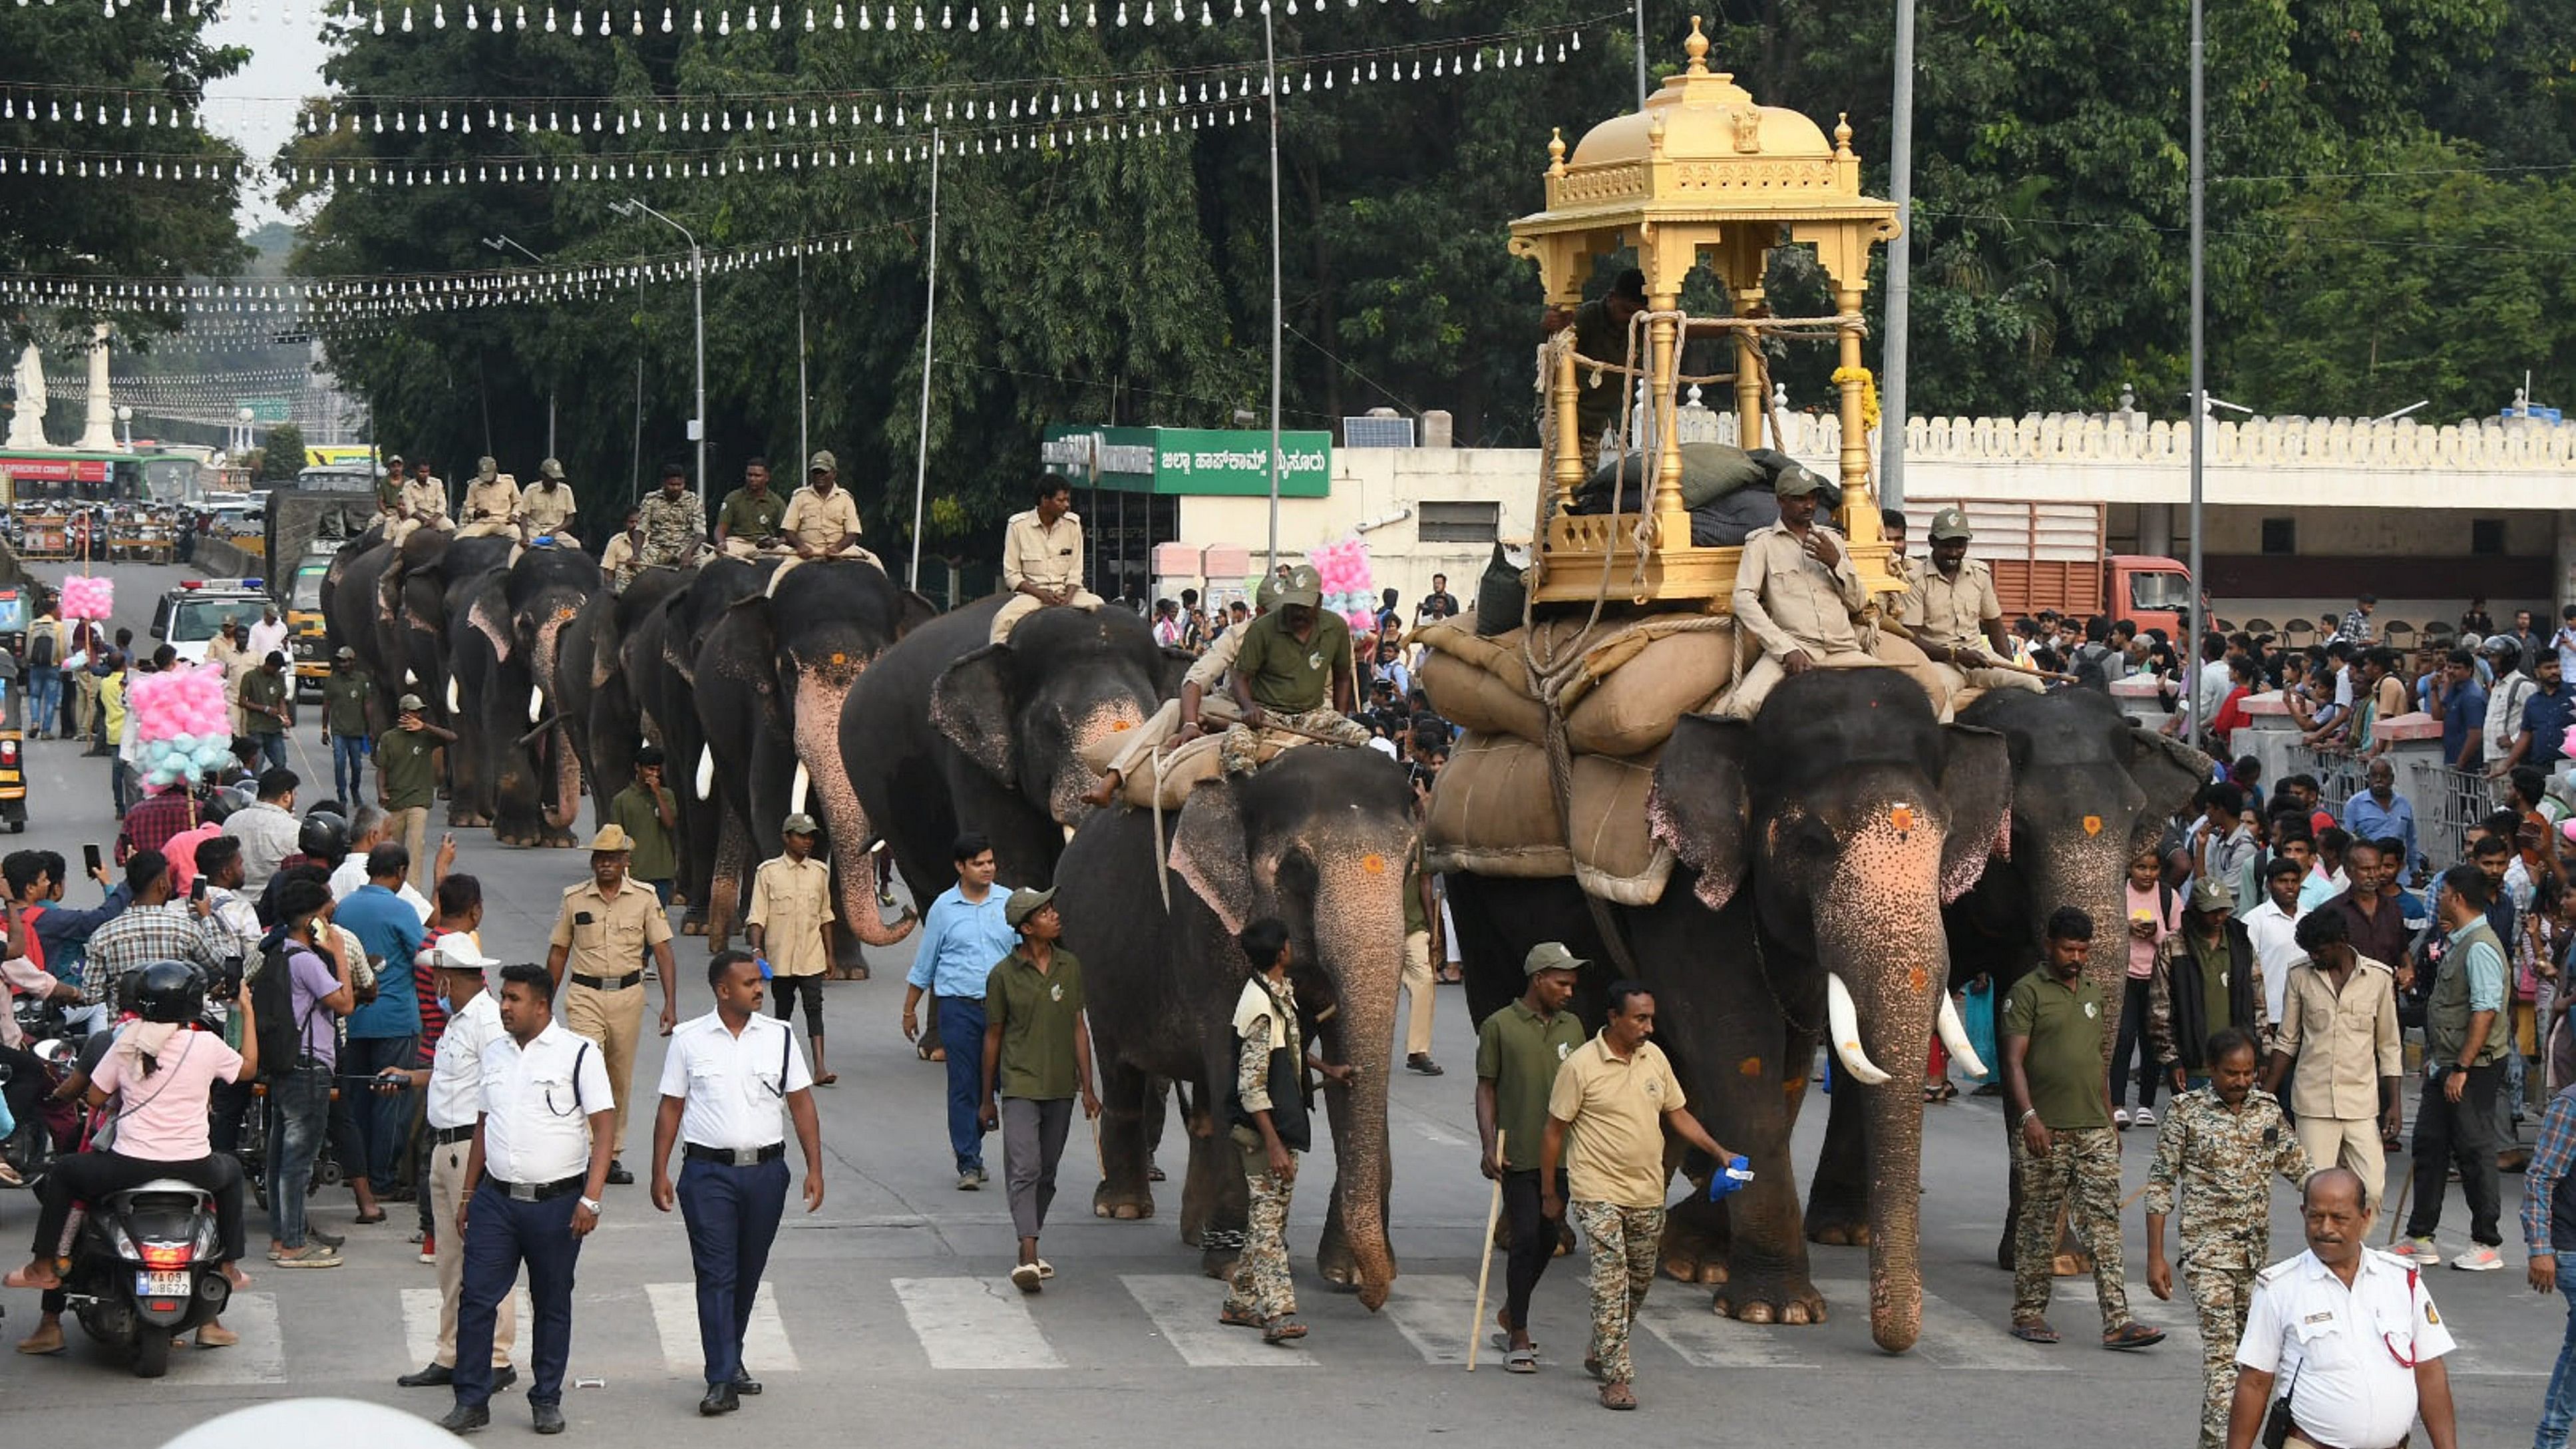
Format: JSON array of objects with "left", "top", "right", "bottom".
[
  {"left": 487, "top": 1173, "right": 586, "bottom": 1202},
  {"left": 684, "top": 1141, "right": 786, "bottom": 1166},
  {"left": 431, "top": 1124, "right": 474, "bottom": 1145},
  {"left": 572, "top": 970, "right": 644, "bottom": 992}
]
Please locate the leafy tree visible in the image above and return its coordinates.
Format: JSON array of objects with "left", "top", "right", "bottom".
[{"left": 258, "top": 423, "right": 307, "bottom": 480}]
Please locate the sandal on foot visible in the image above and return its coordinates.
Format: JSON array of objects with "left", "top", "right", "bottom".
[
  {"left": 1035, "top": 1260, "right": 1055, "bottom": 1280},
  {"left": 352, "top": 1209, "right": 388, "bottom": 1225},
  {"left": 1489, "top": 1331, "right": 1541, "bottom": 1354},
  {"left": 1261, "top": 1316, "right": 1307, "bottom": 1345},
  {"left": 2102, "top": 1323, "right": 2165, "bottom": 1351},
  {"left": 2008, "top": 1321, "right": 2060, "bottom": 1345},
  {"left": 1504, "top": 1347, "right": 1539, "bottom": 1374},
  {"left": 1010, "top": 1263, "right": 1043, "bottom": 1293},
  {"left": 1598, "top": 1382, "right": 1637, "bottom": 1410},
  {"left": 1218, "top": 1304, "right": 1264, "bottom": 1329}
]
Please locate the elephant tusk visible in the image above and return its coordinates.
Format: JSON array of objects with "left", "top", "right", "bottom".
[
  {"left": 528, "top": 686, "right": 545, "bottom": 725},
  {"left": 1935, "top": 990, "right": 1989, "bottom": 1080},
  {"left": 406, "top": 668, "right": 419, "bottom": 686},
  {"left": 1825, "top": 973, "right": 1893, "bottom": 1086},
  {"left": 1062, "top": 824, "right": 1076, "bottom": 845},
  {"left": 789, "top": 761, "right": 811, "bottom": 817},
  {"left": 445, "top": 676, "right": 460, "bottom": 714},
  {"left": 696, "top": 745, "right": 715, "bottom": 801}
]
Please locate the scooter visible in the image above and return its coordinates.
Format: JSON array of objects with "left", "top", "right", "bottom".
[{"left": 59, "top": 1179, "right": 232, "bottom": 1377}]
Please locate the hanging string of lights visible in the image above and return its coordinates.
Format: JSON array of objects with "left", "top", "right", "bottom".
[{"left": 39, "top": 0, "right": 1430, "bottom": 41}]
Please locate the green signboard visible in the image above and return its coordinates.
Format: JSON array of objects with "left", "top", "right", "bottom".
[
  {"left": 1042, "top": 424, "right": 1330, "bottom": 497},
  {"left": 236, "top": 397, "right": 291, "bottom": 423}
]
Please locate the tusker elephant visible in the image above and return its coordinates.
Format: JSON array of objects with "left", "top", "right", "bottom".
[
  {"left": 1801, "top": 686, "right": 2206, "bottom": 1268},
  {"left": 846, "top": 593, "right": 1183, "bottom": 903},
  {"left": 691, "top": 558, "right": 934, "bottom": 971},
  {"left": 402, "top": 533, "right": 519, "bottom": 825},
  {"left": 1053, "top": 743, "right": 1417, "bottom": 1309},
  {"left": 1441, "top": 668, "right": 2010, "bottom": 1351},
  {"left": 450, "top": 546, "right": 601, "bottom": 846},
  {"left": 553, "top": 566, "right": 695, "bottom": 833}
]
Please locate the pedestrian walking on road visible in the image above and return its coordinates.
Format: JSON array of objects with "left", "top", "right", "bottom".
[
  {"left": 2263, "top": 907, "right": 2403, "bottom": 1207},
  {"left": 1474, "top": 942, "right": 1587, "bottom": 1373},
  {"left": 390, "top": 936, "right": 520, "bottom": 1394},
  {"left": 377, "top": 694, "right": 451, "bottom": 893},
  {"left": 2401, "top": 863, "right": 2511, "bottom": 1273},
  {"left": 321, "top": 647, "right": 376, "bottom": 805},
  {"left": 440, "top": 963, "right": 616, "bottom": 1436},
  {"left": 1540, "top": 978, "right": 1734, "bottom": 1411},
  {"left": 747, "top": 814, "right": 836, "bottom": 1082},
  {"left": 2223, "top": 1168, "right": 2461, "bottom": 1449},
  {"left": 544, "top": 825, "right": 681, "bottom": 1187},
  {"left": 978, "top": 886, "right": 1099, "bottom": 1292},
  {"left": 2003, "top": 906, "right": 2167, "bottom": 1350},
  {"left": 240, "top": 651, "right": 292, "bottom": 773},
  {"left": 649, "top": 949, "right": 825, "bottom": 1418},
  {"left": 901, "top": 833, "right": 1015, "bottom": 1188},
  {"left": 2145, "top": 1028, "right": 2314, "bottom": 1449},
  {"left": 1220, "top": 918, "right": 1353, "bottom": 1346}
]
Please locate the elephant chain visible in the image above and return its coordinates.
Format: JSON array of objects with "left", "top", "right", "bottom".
[{"left": 1747, "top": 925, "right": 1821, "bottom": 1040}]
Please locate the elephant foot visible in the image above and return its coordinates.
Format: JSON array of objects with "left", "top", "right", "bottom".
[
  {"left": 1198, "top": 1242, "right": 1240, "bottom": 1282},
  {"left": 1710, "top": 1269, "right": 1829, "bottom": 1327},
  {"left": 681, "top": 913, "right": 709, "bottom": 937},
  {"left": 1805, "top": 1212, "right": 1873, "bottom": 1248},
  {"left": 1316, "top": 1229, "right": 1358, "bottom": 1293},
  {"left": 538, "top": 826, "right": 579, "bottom": 848},
  {"left": 1658, "top": 1212, "right": 1732, "bottom": 1286},
  {"left": 1092, "top": 1182, "right": 1155, "bottom": 1221}
]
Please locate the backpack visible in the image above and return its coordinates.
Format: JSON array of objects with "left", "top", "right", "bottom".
[
  {"left": 249, "top": 939, "right": 317, "bottom": 1080},
  {"left": 2070, "top": 642, "right": 2112, "bottom": 693},
  {"left": 28, "top": 626, "right": 56, "bottom": 669}
]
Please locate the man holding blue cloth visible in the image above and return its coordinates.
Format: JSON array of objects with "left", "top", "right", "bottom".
[{"left": 900, "top": 833, "right": 1017, "bottom": 1189}]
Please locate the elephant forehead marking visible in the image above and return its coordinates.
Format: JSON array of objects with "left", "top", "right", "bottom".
[
  {"left": 1888, "top": 803, "right": 1916, "bottom": 835},
  {"left": 1737, "top": 1056, "right": 1763, "bottom": 1078},
  {"left": 1361, "top": 853, "right": 1386, "bottom": 875},
  {"left": 1907, "top": 965, "right": 1929, "bottom": 994},
  {"left": 2083, "top": 814, "right": 2104, "bottom": 836}
]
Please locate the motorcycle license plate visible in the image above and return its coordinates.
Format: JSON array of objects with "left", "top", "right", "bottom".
[{"left": 137, "top": 1270, "right": 190, "bottom": 1297}]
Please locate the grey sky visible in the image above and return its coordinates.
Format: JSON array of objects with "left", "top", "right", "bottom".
[{"left": 200, "top": 11, "right": 333, "bottom": 228}]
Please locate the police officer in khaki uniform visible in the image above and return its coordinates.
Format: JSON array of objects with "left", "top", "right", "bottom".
[
  {"left": 747, "top": 814, "right": 838, "bottom": 1084},
  {"left": 391, "top": 458, "right": 453, "bottom": 542},
  {"left": 514, "top": 460, "right": 579, "bottom": 546},
  {"left": 1903, "top": 507, "right": 2044, "bottom": 696},
  {"left": 545, "top": 823, "right": 682, "bottom": 1185},
  {"left": 778, "top": 452, "right": 880, "bottom": 566},
  {"left": 1716, "top": 469, "right": 1881, "bottom": 719},
  {"left": 599, "top": 509, "right": 644, "bottom": 590},
  {"left": 990, "top": 473, "right": 1105, "bottom": 645},
  {"left": 455, "top": 457, "right": 521, "bottom": 538}
]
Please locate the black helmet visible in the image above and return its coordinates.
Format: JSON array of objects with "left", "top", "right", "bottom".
[
  {"left": 299, "top": 811, "right": 349, "bottom": 864},
  {"left": 131, "top": 960, "right": 204, "bottom": 1024}
]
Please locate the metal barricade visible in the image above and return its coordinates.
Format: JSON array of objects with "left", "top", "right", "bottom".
[
  {"left": 2283, "top": 744, "right": 2362, "bottom": 815},
  {"left": 2418, "top": 763, "right": 2501, "bottom": 873}
]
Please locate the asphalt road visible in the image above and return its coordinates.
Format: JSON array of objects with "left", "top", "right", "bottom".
[{"left": 0, "top": 560, "right": 2563, "bottom": 1446}]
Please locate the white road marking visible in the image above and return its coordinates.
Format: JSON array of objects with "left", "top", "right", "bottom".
[
  {"left": 891, "top": 1276, "right": 1064, "bottom": 1370},
  {"left": 2055, "top": 1278, "right": 2201, "bottom": 1337},
  {"left": 1814, "top": 1278, "right": 2064, "bottom": 1372},
  {"left": 1378, "top": 1273, "right": 1482, "bottom": 1366},
  {"left": 403, "top": 1285, "right": 533, "bottom": 1374},
  {"left": 645, "top": 1281, "right": 801, "bottom": 1378},
  {"left": 1637, "top": 1293, "right": 1827, "bottom": 1369},
  {"left": 1119, "top": 1274, "right": 1314, "bottom": 1367}
]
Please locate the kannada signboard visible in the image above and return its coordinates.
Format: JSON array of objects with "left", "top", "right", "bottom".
[
  {"left": 236, "top": 398, "right": 291, "bottom": 423},
  {"left": 1042, "top": 425, "right": 1330, "bottom": 497}
]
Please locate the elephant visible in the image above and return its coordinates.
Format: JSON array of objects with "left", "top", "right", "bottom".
[
  {"left": 626, "top": 558, "right": 777, "bottom": 937},
  {"left": 1441, "top": 668, "right": 2010, "bottom": 1352},
  {"left": 552, "top": 566, "right": 695, "bottom": 834},
  {"left": 449, "top": 546, "right": 601, "bottom": 846},
  {"left": 1053, "top": 743, "right": 1417, "bottom": 1309},
  {"left": 691, "top": 558, "right": 935, "bottom": 971},
  {"left": 403, "top": 533, "right": 520, "bottom": 825},
  {"left": 1800, "top": 686, "right": 2206, "bottom": 1267},
  {"left": 846, "top": 593, "right": 1184, "bottom": 903}
]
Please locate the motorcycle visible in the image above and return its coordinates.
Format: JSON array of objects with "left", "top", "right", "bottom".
[
  {"left": 1, "top": 1004, "right": 89, "bottom": 1191},
  {"left": 57, "top": 1179, "right": 232, "bottom": 1376}
]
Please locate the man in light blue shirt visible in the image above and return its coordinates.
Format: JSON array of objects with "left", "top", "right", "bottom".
[
  {"left": 2340, "top": 758, "right": 2419, "bottom": 879},
  {"left": 900, "top": 832, "right": 1018, "bottom": 1189},
  {"left": 335, "top": 841, "right": 429, "bottom": 1209}
]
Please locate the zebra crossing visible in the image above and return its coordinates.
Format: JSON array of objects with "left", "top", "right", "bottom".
[{"left": 37, "top": 1265, "right": 2557, "bottom": 1388}]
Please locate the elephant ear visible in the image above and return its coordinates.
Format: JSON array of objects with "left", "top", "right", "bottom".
[
  {"left": 2122, "top": 727, "right": 2213, "bottom": 847},
  {"left": 1648, "top": 715, "right": 1753, "bottom": 913},
  {"left": 1168, "top": 776, "right": 1260, "bottom": 935},
  {"left": 928, "top": 645, "right": 1018, "bottom": 785},
  {"left": 896, "top": 590, "right": 942, "bottom": 640},
  {"left": 1937, "top": 724, "right": 2014, "bottom": 903},
  {"left": 1156, "top": 646, "right": 1198, "bottom": 701},
  {"left": 466, "top": 588, "right": 514, "bottom": 664}
]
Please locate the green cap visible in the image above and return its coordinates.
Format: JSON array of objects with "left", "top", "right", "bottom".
[
  {"left": 1274, "top": 564, "right": 1324, "bottom": 610},
  {"left": 2189, "top": 877, "right": 2236, "bottom": 913},
  {"left": 1005, "top": 885, "right": 1059, "bottom": 929},
  {"left": 1523, "top": 941, "right": 1589, "bottom": 977},
  {"left": 808, "top": 449, "right": 837, "bottom": 474},
  {"left": 1928, "top": 507, "right": 1972, "bottom": 542},
  {"left": 781, "top": 812, "right": 819, "bottom": 837},
  {"left": 1772, "top": 465, "right": 1825, "bottom": 499}
]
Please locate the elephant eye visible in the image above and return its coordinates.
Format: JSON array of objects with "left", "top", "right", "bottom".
[{"left": 1274, "top": 849, "right": 1319, "bottom": 901}]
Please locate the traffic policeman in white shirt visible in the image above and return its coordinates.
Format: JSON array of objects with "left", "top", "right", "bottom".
[
  {"left": 392, "top": 937, "right": 520, "bottom": 1394},
  {"left": 648, "top": 949, "right": 826, "bottom": 1418},
  {"left": 2226, "top": 1167, "right": 2463, "bottom": 1449},
  {"left": 441, "top": 962, "right": 617, "bottom": 1438}
]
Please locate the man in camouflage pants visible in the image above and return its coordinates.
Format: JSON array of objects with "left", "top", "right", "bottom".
[
  {"left": 636, "top": 461, "right": 707, "bottom": 567},
  {"left": 1221, "top": 919, "right": 1352, "bottom": 1344},
  {"left": 1219, "top": 564, "right": 1370, "bottom": 776},
  {"left": 2002, "top": 907, "right": 2169, "bottom": 1350},
  {"left": 2145, "top": 1027, "right": 2313, "bottom": 1449}
]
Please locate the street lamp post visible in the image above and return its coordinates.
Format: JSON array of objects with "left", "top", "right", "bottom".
[
  {"left": 483, "top": 235, "right": 557, "bottom": 459},
  {"left": 608, "top": 200, "right": 706, "bottom": 502},
  {"left": 116, "top": 405, "right": 132, "bottom": 451},
  {"left": 1263, "top": 2, "right": 1283, "bottom": 570}
]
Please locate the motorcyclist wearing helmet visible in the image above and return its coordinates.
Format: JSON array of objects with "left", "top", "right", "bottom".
[{"left": 3, "top": 960, "right": 258, "bottom": 1297}]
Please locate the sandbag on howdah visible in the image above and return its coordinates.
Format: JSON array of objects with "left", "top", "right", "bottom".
[
  {"left": 1415, "top": 614, "right": 1736, "bottom": 757},
  {"left": 1423, "top": 731, "right": 1674, "bottom": 905},
  {"left": 1573, "top": 443, "right": 1769, "bottom": 515}
]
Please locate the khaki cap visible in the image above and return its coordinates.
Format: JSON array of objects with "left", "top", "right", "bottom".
[
  {"left": 396, "top": 692, "right": 426, "bottom": 712},
  {"left": 1772, "top": 465, "right": 1825, "bottom": 499},
  {"left": 1273, "top": 564, "right": 1324, "bottom": 610},
  {"left": 385, "top": 453, "right": 404, "bottom": 466},
  {"left": 781, "top": 812, "right": 820, "bottom": 836},
  {"left": 335, "top": 645, "right": 357, "bottom": 660},
  {"left": 540, "top": 457, "right": 564, "bottom": 479},
  {"left": 1927, "top": 507, "right": 1973, "bottom": 542},
  {"left": 588, "top": 824, "right": 636, "bottom": 853},
  {"left": 1524, "top": 941, "right": 1589, "bottom": 977},
  {"left": 1004, "top": 885, "right": 1059, "bottom": 929},
  {"left": 807, "top": 450, "right": 837, "bottom": 473}
]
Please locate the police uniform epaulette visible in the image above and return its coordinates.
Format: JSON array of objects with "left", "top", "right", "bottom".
[
  {"left": 562, "top": 880, "right": 590, "bottom": 898},
  {"left": 2365, "top": 1247, "right": 2416, "bottom": 1272},
  {"left": 2256, "top": 1258, "right": 2299, "bottom": 1285}
]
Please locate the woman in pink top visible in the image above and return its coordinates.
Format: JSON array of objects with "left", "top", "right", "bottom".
[
  {"left": 2106, "top": 848, "right": 2181, "bottom": 1128},
  {"left": 5, "top": 960, "right": 256, "bottom": 1293}
]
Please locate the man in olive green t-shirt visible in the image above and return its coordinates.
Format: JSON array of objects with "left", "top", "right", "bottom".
[
  {"left": 1218, "top": 564, "right": 1370, "bottom": 775},
  {"left": 977, "top": 887, "right": 1099, "bottom": 1291},
  {"left": 239, "top": 651, "right": 293, "bottom": 771},
  {"left": 714, "top": 458, "right": 790, "bottom": 558},
  {"left": 1475, "top": 942, "right": 1588, "bottom": 1368},
  {"left": 375, "top": 692, "right": 453, "bottom": 891},
  {"left": 2002, "top": 907, "right": 2165, "bottom": 1351},
  {"left": 320, "top": 647, "right": 377, "bottom": 806},
  {"left": 607, "top": 745, "right": 679, "bottom": 903}
]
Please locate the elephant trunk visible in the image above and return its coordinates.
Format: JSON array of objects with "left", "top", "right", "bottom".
[
  {"left": 534, "top": 612, "right": 580, "bottom": 832},
  {"left": 2024, "top": 832, "right": 2135, "bottom": 1055},
  {"left": 1812, "top": 814, "right": 1951, "bottom": 1354},
  {"left": 1314, "top": 857, "right": 1405, "bottom": 1310},
  {"left": 793, "top": 666, "right": 915, "bottom": 946}
]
